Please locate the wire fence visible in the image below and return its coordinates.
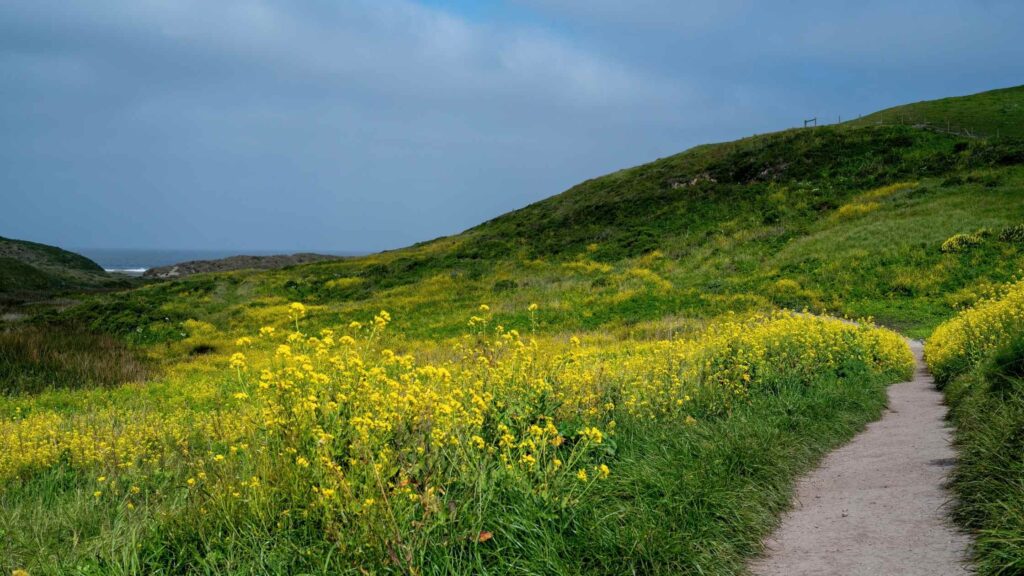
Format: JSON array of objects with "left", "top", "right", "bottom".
[
  {"left": 804, "top": 113, "right": 1000, "bottom": 140},
  {"left": 857, "top": 115, "right": 997, "bottom": 139}
]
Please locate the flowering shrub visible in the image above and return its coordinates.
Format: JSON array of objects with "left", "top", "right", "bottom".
[
  {"left": 941, "top": 232, "right": 987, "bottom": 253},
  {"left": 927, "top": 278, "right": 1024, "bottom": 383},
  {"left": 832, "top": 181, "right": 918, "bottom": 221}
]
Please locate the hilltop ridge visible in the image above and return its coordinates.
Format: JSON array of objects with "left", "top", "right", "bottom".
[{"left": 848, "top": 85, "right": 1024, "bottom": 139}]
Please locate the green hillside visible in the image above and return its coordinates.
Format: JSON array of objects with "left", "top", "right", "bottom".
[
  {"left": 59, "top": 86, "right": 1024, "bottom": 344},
  {"left": 0, "top": 236, "right": 119, "bottom": 302},
  {"left": 3, "top": 85, "right": 1024, "bottom": 574},
  {"left": 848, "top": 85, "right": 1024, "bottom": 139}
]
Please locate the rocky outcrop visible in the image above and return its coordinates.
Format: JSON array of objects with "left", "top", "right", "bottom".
[{"left": 142, "top": 253, "right": 344, "bottom": 279}]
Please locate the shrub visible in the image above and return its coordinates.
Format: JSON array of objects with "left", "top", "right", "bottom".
[
  {"left": 859, "top": 181, "right": 918, "bottom": 201},
  {"left": 999, "top": 224, "right": 1024, "bottom": 243},
  {"left": 769, "top": 278, "right": 814, "bottom": 308},
  {"left": 834, "top": 201, "right": 880, "bottom": 220},
  {"left": 941, "top": 232, "right": 985, "bottom": 254},
  {"left": 927, "top": 278, "right": 1024, "bottom": 383},
  {"left": 982, "top": 334, "right": 1024, "bottom": 396}
]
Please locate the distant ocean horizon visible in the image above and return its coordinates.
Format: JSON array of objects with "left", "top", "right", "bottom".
[{"left": 75, "top": 248, "right": 366, "bottom": 274}]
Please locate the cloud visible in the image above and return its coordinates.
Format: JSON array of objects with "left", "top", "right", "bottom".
[
  {"left": 0, "top": 0, "right": 1021, "bottom": 252},
  {"left": 0, "top": 0, "right": 692, "bottom": 251},
  {"left": 516, "top": 0, "right": 1024, "bottom": 68}
]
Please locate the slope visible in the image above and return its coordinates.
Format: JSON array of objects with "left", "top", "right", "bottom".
[
  {"left": 58, "top": 86, "right": 1024, "bottom": 345},
  {"left": 848, "top": 85, "right": 1024, "bottom": 139},
  {"left": 0, "top": 236, "right": 124, "bottom": 307}
]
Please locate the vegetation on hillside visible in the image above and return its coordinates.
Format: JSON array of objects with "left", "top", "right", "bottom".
[
  {"left": 1, "top": 308, "right": 910, "bottom": 573},
  {"left": 55, "top": 126, "right": 1024, "bottom": 345},
  {"left": 2, "top": 85, "right": 1024, "bottom": 573},
  {"left": 0, "top": 327, "right": 150, "bottom": 395},
  {"left": 927, "top": 278, "right": 1024, "bottom": 575},
  {"left": 0, "top": 236, "right": 126, "bottom": 308},
  {"left": 849, "top": 85, "right": 1024, "bottom": 139}
]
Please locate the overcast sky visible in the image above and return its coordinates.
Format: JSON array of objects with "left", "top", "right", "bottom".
[{"left": 2, "top": 1, "right": 1022, "bottom": 252}]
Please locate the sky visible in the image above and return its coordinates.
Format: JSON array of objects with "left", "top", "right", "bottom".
[{"left": 2, "top": 1, "right": 1023, "bottom": 253}]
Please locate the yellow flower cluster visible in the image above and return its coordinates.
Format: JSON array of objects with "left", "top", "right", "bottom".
[
  {"left": 0, "top": 303, "right": 910, "bottom": 564},
  {"left": 833, "top": 181, "right": 917, "bottom": 221},
  {"left": 941, "top": 232, "right": 986, "bottom": 254},
  {"left": 0, "top": 405, "right": 248, "bottom": 481},
  {"left": 927, "top": 278, "right": 1024, "bottom": 381},
  {"left": 162, "top": 308, "right": 908, "bottom": 551}
]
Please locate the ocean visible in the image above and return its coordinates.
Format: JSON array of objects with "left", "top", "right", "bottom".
[{"left": 75, "top": 248, "right": 362, "bottom": 275}]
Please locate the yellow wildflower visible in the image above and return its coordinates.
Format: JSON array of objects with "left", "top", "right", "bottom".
[{"left": 288, "top": 302, "right": 307, "bottom": 319}]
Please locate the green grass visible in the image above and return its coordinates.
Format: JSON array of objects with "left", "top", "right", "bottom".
[
  {"left": 0, "top": 236, "right": 105, "bottom": 274},
  {"left": 0, "top": 257, "right": 55, "bottom": 293},
  {"left": 849, "top": 85, "right": 1024, "bottom": 139},
  {"left": 935, "top": 335, "right": 1024, "bottom": 575},
  {"left": 925, "top": 279, "right": 1024, "bottom": 574},
  {"left": 545, "top": 373, "right": 890, "bottom": 575}
]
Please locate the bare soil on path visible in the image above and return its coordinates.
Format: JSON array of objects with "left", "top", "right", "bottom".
[{"left": 750, "top": 341, "right": 972, "bottom": 575}]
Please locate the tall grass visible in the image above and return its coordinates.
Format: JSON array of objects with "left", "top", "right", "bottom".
[
  {"left": 0, "top": 326, "right": 150, "bottom": 395},
  {"left": 927, "top": 279, "right": 1024, "bottom": 574}
]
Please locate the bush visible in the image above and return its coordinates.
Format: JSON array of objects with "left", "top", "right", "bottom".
[
  {"left": 999, "top": 224, "right": 1024, "bottom": 243},
  {"left": 927, "top": 278, "right": 1024, "bottom": 384},
  {"left": 983, "top": 334, "right": 1024, "bottom": 396},
  {"left": 941, "top": 232, "right": 986, "bottom": 254}
]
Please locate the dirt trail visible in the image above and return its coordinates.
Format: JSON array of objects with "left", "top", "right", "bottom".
[{"left": 750, "top": 341, "right": 972, "bottom": 575}]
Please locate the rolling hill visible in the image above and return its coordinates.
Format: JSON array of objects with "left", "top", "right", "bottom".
[
  {"left": 848, "top": 84, "right": 1024, "bottom": 139},
  {"left": 62, "top": 85, "right": 1024, "bottom": 343},
  {"left": 0, "top": 236, "right": 123, "bottom": 305}
]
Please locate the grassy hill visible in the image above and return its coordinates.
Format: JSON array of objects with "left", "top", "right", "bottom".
[
  {"left": 848, "top": 85, "right": 1024, "bottom": 139},
  {"left": 0, "top": 236, "right": 123, "bottom": 305},
  {"left": 3, "top": 85, "right": 1024, "bottom": 574},
  {"left": 57, "top": 86, "right": 1024, "bottom": 345}
]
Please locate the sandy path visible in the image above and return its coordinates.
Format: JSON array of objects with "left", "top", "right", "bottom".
[{"left": 750, "top": 341, "right": 972, "bottom": 575}]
